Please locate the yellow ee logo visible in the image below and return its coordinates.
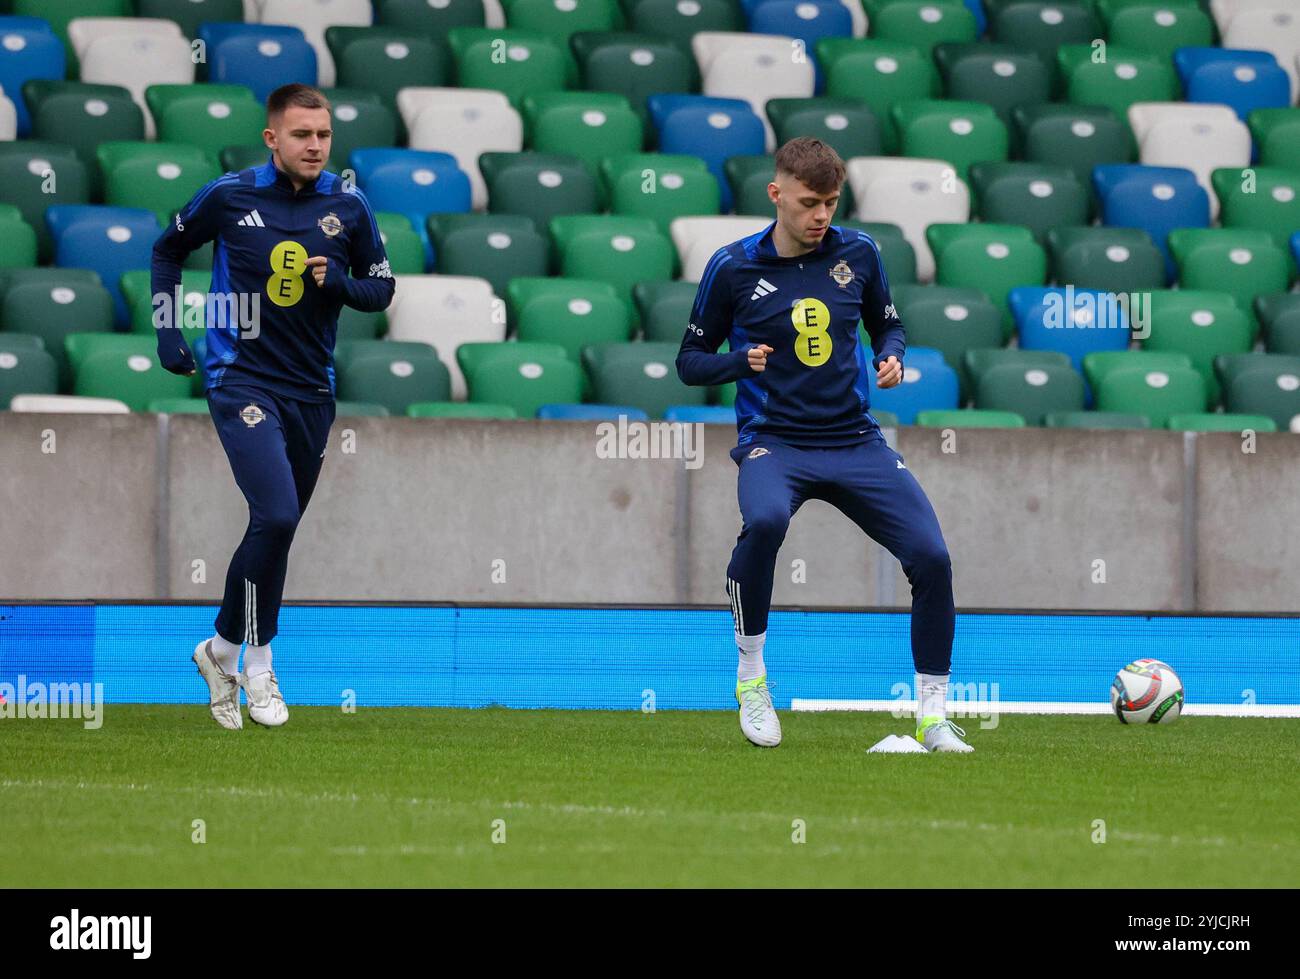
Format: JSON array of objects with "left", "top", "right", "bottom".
[
  {"left": 791, "top": 297, "right": 832, "bottom": 367},
  {"left": 267, "top": 240, "right": 308, "bottom": 307}
]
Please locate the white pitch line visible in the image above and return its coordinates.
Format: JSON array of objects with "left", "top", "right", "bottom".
[{"left": 790, "top": 699, "right": 1300, "bottom": 718}]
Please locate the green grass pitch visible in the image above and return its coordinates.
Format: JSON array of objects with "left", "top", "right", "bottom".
[{"left": 2, "top": 706, "right": 1297, "bottom": 887}]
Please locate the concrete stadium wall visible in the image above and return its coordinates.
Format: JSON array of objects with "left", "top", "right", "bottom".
[{"left": 1, "top": 414, "right": 1297, "bottom": 611}]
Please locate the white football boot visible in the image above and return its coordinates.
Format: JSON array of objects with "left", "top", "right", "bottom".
[
  {"left": 241, "top": 669, "right": 289, "bottom": 727},
  {"left": 736, "top": 676, "right": 781, "bottom": 747},
  {"left": 193, "top": 639, "right": 242, "bottom": 730},
  {"left": 917, "top": 717, "right": 974, "bottom": 753}
]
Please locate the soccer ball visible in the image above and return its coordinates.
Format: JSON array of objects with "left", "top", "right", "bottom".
[{"left": 1110, "top": 658, "right": 1184, "bottom": 724}]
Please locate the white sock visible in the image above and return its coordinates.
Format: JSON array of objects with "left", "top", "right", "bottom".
[
  {"left": 210, "top": 634, "right": 241, "bottom": 675},
  {"left": 244, "top": 643, "right": 272, "bottom": 677},
  {"left": 737, "top": 632, "right": 767, "bottom": 681},
  {"left": 916, "top": 672, "right": 948, "bottom": 723}
]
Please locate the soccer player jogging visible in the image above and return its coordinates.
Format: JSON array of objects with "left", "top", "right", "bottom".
[
  {"left": 152, "top": 84, "right": 395, "bottom": 730},
  {"left": 677, "top": 137, "right": 972, "bottom": 753}
]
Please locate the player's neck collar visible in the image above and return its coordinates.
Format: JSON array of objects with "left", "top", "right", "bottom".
[
  {"left": 757, "top": 220, "right": 833, "bottom": 261},
  {"left": 258, "top": 155, "right": 324, "bottom": 195}
]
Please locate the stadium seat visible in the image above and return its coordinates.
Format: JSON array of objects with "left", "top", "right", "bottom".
[
  {"left": 27, "top": 81, "right": 144, "bottom": 187},
  {"left": 1009, "top": 286, "right": 1132, "bottom": 374},
  {"left": 375, "top": 213, "right": 426, "bottom": 276},
  {"left": 537, "top": 403, "right": 649, "bottom": 421},
  {"left": 1258, "top": 293, "right": 1300, "bottom": 355},
  {"left": 649, "top": 95, "right": 767, "bottom": 212},
  {"left": 892, "top": 284, "right": 1003, "bottom": 401},
  {"left": 325, "top": 27, "right": 451, "bottom": 127},
  {"left": 522, "top": 92, "right": 643, "bottom": 179},
  {"left": 892, "top": 99, "right": 1009, "bottom": 181},
  {"left": 1173, "top": 47, "right": 1291, "bottom": 120},
  {"left": 845, "top": 220, "right": 917, "bottom": 285},
  {"left": 1223, "top": 361, "right": 1300, "bottom": 431},
  {"left": 135, "top": 0, "right": 244, "bottom": 40},
  {"left": 480, "top": 151, "right": 599, "bottom": 229},
  {"left": 1013, "top": 104, "right": 1133, "bottom": 200},
  {"left": 463, "top": 343, "right": 584, "bottom": 416},
  {"left": 1093, "top": 164, "right": 1210, "bottom": 281},
  {"left": 1213, "top": 350, "right": 1300, "bottom": 390},
  {"left": 18, "top": 1, "right": 129, "bottom": 70},
  {"left": 64, "top": 332, "right": 190, "bottom": 410},
  {"left": 3, "top": 277, "right": 115, "bottom": 390},
  {"left": 846, "top": 157, "right": 970, "bottom": 282},
  {"left": 572, "top": 32, "right": 693, "bottom": 142},
  {"left": 1212, "top": 166, "right": 1300, "bottom": 263},
  {"left": 8, "top": 393, "right": 130, "bottom": 413},
  {"left": 0, "top": 335, "right": 57, "bottom": 407},
  {"left": 427, "top": 214, "right": 549, "bottom": 301},
  {"left": 447, "top": 27, "right": 571, "bottom": 107},
  {"left": 1248, "top": 107, "right": 1300, "bottom": 167},
  {"left": 75, "top": 20, "right": 193, "bottom": 137},
  {"left": 816, "top": 37, "right": 939, "bottom": 153},
  {"left": 0, "top": 24, "right": 67, "bottom": 136},
  {"left": 973, "top": 361, "right": 1084, "bottom": 425},
  {"left": 155, "top": 89, "right": 262, "bottom": 163},
  {"left": 634, "top": 280, "right": 698, "bottom": 342},
  {"left": 747, "top": 2, "right": 852, "bottom": 93},
  {"left": 867, "top": 353, "right": 960, "bottom": 424},
  {"left": 610, "top": 159, "right": 721, "bottom": 235},
  {"left": 915, "top": 407, "right": 1026, "bottom": 427},
  {"left": 1058, "top": 44, "right": 1180, "bottom": 120},
  {"left": 583, "top": 341, "right": 706, "bottom": 418},
  {"left": 356, "top": 150, "right": 472, "bottom": 254},
  {"left": 932, "top": 43, "right": 1051, "bottom": 123},
  {"left": 48, "top": 205, "right": 159, "bottom": 328},
  {"left": 989, "top": 2, "right": 1100, "bottom": 93},
  {"left": 663, "top": 404, "right": 736, "bottom": 424},
  {"left": 669, "top": 215, "right": 770, "bottom": 282},
  {"left": 871, "top": 0, "right": 977, "bottom": 53},
  {"left": 1095, "top": 363, "right": 1207, "bottom": 426},
  {"left": 335, "top": 339, "right": 452, "bottom": 414},
  {"left": 1168, "top": 228, "right": 1291, "bottom": 336},
  {"left": 317, "top": 90, "right": 399, "bottom": 174},
  {"left": 1128, "top": 103, "right": 1251, "bottom": 218},
  {"left": 550, "top": 214, "right": 675, "bottom": 309},
  {"left": 146, "top": 397, "right": 211, "bottom": 414},
  {"left": 406, "top": 402, "right": 518, "bottom": 419},
  {"left": 401, "top": 88, "right": 524, "bottom": 211},
  {"left": 1222, "top": 5, "right": 1300, "bottom": 103},
  {"left": 926, "top": 223, "right": 1046, "bottom": 336},
  {"left": 211, "top": 29, "right": 319, "bottom": 105},
  {"left": 97, "top": 141, "right": 221, "bottom": 225},
  {"left": 1082, "top": 349, "right": 1196, "bottom": 395},
  {"left": 1166, "top": 411, "right": 1277, "bottom": 432},
  {"left": 1101, "top": 1, "right": 1214, "bottom": 60},
  {"left": 375, "top": 0, "right": 488, "bottom": 36},
  {"left": 0, "top": 209, "right": 37, "bottom": 270},
  {"left": 969, "top": 162, "right": 1090, "bottom": 243},
  {"left": 263, "top": 0, "right": 372, "bottom": 88},
  {"left": 121, "top": 267, "right": 208, "bottom": 334},
  {"left": 508, "top": 0, "right": 620, "bottom": 46},
  {"left": 766, "top": 97, "right": 884, "bottom": 160},
  {"left": 386, "top": 274, "right": 505, "bottom": 399},
  {"left": 1043, "top": 409, "right": 1153, "bottom": 429},
  {"left": 507, "top": 277, "right": 633, "bottom": 360},
  {"left": 1046, "top": 226, "right": 1167, "bottom": 293},
  {"left": 0, "top": 142, "right": 89, "bottom": 262}
]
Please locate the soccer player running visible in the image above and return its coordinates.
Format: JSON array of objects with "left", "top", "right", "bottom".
[
  {"left": 677, "top": 137, "right": 971, "bottom": 753},
  {"left": 152, "top": 84, "right": 395, "bottom": 730}
]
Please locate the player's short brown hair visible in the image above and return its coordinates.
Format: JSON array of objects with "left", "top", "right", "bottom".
[
  {"left": 773, "top": 136, "right": 846, "bottom": 195},
  {"left": 266, "top": 83, "right": 331, "bottom": 122}
]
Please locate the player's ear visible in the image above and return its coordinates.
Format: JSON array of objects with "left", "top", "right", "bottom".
[{"left": 767, "top": 181, "right": 779, "bottom": 205}]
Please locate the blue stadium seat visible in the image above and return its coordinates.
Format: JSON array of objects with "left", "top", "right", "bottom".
[
  {"left": 352, "top": 149, "right": 470, "bottom": 264},
  {"left": 0, "top": 24, "right": 64, "bottom": 136},
  {"left": 1173, "top": 47, "right": 1291, "bottom": 121},
  {"left": 1093, "top": 164, "right": 1209, "bottom": 282},
  {"left": 1009, "top": 286, "right": 1132, "bottom": 393},
  {"left": 537, "top": 403, "right": 650, "bottom": 421},
  {"left": 0, "top": 15, "right": 55, "bottom": 34},
  {"left": 747, "top": 1, "right": 853, "bottom": 92},
  {"left": 47, "top": 205, "right": 160, "bottom": 329},
  {"left": 648, "top": 95, "right": 766, "bottom": 213},
  {"left": 1292, "top": 231, "right": 1300, "bottom": 270},
  {"left": 868, "top": 351, "right": 959, "bottom": 424},
  {"left": 210, "top": 29, "right": 318, "bottom": 104},
  {"left": 663, "top": 405, "right": 736, "bottom": 424}
]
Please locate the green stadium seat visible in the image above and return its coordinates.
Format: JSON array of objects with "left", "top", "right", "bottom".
[
  {"left": 335, "top": 340, "right": 452, "bottom": 414},
  {"left": 1212, "top": 167, "right": 1300, "bottom": 264},
  {"left": 4, "top": 277, "right": 116, "bottom": 389},
  {"left": 871, "top": 408, "right": 899, "bottom": 427},
  {"left": 892, "top": 284, "right": 1004, "bottom": 402},
  {"left": 146, "top": 397, "right": 210, "bottom": 414},
  {"left": 96, "top": 141, "right": 220, "bottom": 224},
  {"left": 506, "top": 0, "right": 620, "bottom": 46},
  {"left": 1223, "top": 363, "right": 1300, "bottom": 433},
  {"left": 122, "top": 268, "right": 208, "bottom": 335},
  {"left": 1047, "top": 226, "right": 1166, "bottom": 293},
  {"left": 817, "top": 38, "right": 940, "bottom": 154},
  {"left": 965, "top": 347, "right": 1072, "bottom": 387},
  {"left": 462, "top": 343, "right": 583, "bottom": 416},
  {"left": 633, "top": 280, "right": 698, "bottom": 342},
  {"left": 448, "top": 27, "right": 572, "bottom": 107},
  {"left": 1044, "top": 410, "right": 1153, "bottom": 429},
  {"left": 522, "top": 92, "right": 642, "bottom": 178},
  {"left": 325, "top": 27, "right": 452, "bottom": 129},
  {"left": 26, "top": 81, "right": 144, "bottom": 190},
  {"left": 158, "top": 92, "right": 264, "bottom": 162},
  {"left": 377, "top": 212, "right": 427, "bottom": 275},
  {"left": 506, "top": 277, "right": 633, "bottom": 360},
  {"left": 766, "top": 97, "right": 884, "bottom": 159},
  {"left": 892, "top": 100, "right": 1008, "bottom": 180},
  {"left": 0, "top": 335, "right": 58, "bottom": 408},
  {"left": 1168, "top": 229, "right": 1291, "bottom": 338},
  {"left": 571, "top": 32, "right": 694, "bottom": 139},
  {"left": 407, "top": 401, "right": 518, "bottom": 419},
  {"left": 320, "top": 90, "right": 399, "bottom": 174},
  {"left": 600, "top": 153, "right": 709, "bottom": 201},
  {"left": 0, "top": 143, "right": 89, "bottom": 263},
  {"left": 969, "top": 162, "right": 1090, "bottom": 243},
  {"left": 64, "top": 332, "right": 190, "bottom": 411},
  {"left": 1082, "top": 349, "right": 1194, "bottom": 394},
  {"left": 974, "top": 361, "right": 1085, "bottom": 424},
  {"left": 932, "top": 43, "right": 1051, "bottom": 123},
  {"left": 336, "top": 307, "right": 387, "bottom": 342},
  {"left": 1014, "top": 104, "right": 1133, "bottom": 197},
  {"left": 1165, "top": 412, "right": 1277, "bottom": 433},
  {"left": 915, "top": 408, "right": 1026, "bottom": 428},
  {"left": 582, "top": 340, "right": 705, "bottom": 418},
  {"left": 927, "top": 223, "right": 1046, "bottom": 336},
  {"left": 991, "top": 2, "right": 1102, "bottom": 94},
  {"left": 221, "top": 145, "right": 273, "bottom": 172},
  {"left": 1144, "top": 290, "right": 1251, "bottom": 407},
  {"left": 1248, "top": 108, "right": 1300, "bottom": 169},
  {"left": 136, "top": 0, "right": 244, "bottom": 39},
  {"left": 841, "top": 220, "right": 918, "bottom": 285},
  {"left": 871, "top": 1, "right": 978, "bottom": 54},
  {"left": 1057, "top": 45, "right": 1180, "bottom": 120},
  {"left": 456, "top": 340, "right": 570, "bottom": 378},
  {"left": 1096, "top": 363, "right": 1206, "bottom": 427},
  {"left": 427, "top": 213, "right": 549, "bottom": 299},
  {"left": 549, "top": 214, "right": 675, "bottom": 311},
  {"left": 375, "top": 0, "right": 487, "bottom": 39},
  {"left": 144, "top": 83, "right": 255, "bottom": 123},
  {"left": 610, "top": 160, "right": 720, "bottom": 236},
  {"left": 480, "top": 152, "right": 600, "bottom": 228},
  {"left": 628, "top": 0, "right": 742, "bottom": 72},
  {"left": 1257, "top": 294, "right": 1300, "bottom": 355},
  {"left": 334, "top": 401, "right": 392, "bottom": 417},
  {"left": 1099, "top": 1, "right": 1213, "bottom": 60},
  {"left": 0, "top": 212, "right": 39, "bottom": 270}
]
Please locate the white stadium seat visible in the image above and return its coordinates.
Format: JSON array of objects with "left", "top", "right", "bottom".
[
  {"left": 1128, "top": 102, "right": 1251, "bottom": 219},
  {"left": 670, "top": 216, "right": 772, "bottom": 281},
  {"left": 691, "top": 32, "right": 814, "bottom": 151},
  {"left": 78, "top": 29, "right": 194, "bottom": 139},
  {"left": 66, "top": 17, "right": 183, "bottom": 63},
  {"left": 9, "top": 395, "right": 130, "bottom": 414},
  {"left": 386, "top": 274, "right": 506, "bottom": 400},
  {"left": 258, "top": 0, "right": 372, "bottom": 88},
  {"left": 1209, "top": 0, "right": 1290, "bottom": 36},
  {"left": 846, "top": 157, "right": 970, "bottom": 282},
  {"left": 401, "top": 88, "right": 523, "bottom": 211},
  {"left": 1223, "top": 6, "right": 1300, "bottom": 103},
  {"left": 0, "top": 87, "right": 16, "bottom": 140}
]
